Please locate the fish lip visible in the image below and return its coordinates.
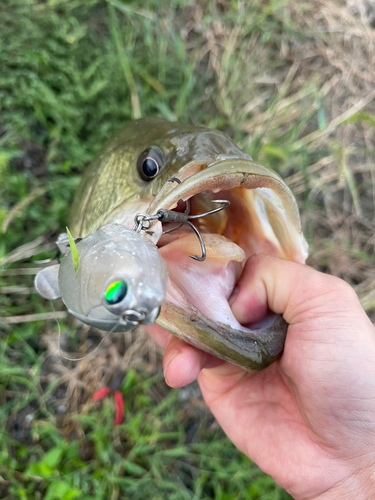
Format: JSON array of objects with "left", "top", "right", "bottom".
[
  {"left": 147, "top": 157, "right": 301, "bottom": 234},
  {"left": 157, "top": 301, "right": 288, "bottom": 368}
]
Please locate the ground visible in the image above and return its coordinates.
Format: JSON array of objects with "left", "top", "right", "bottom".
[{"left": 0, "top": 0, "right": 374, "bottom": 498}]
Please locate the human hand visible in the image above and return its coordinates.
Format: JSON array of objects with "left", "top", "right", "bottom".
[{"left": 146, "top": 255, "right": 375, "bottom": 499}]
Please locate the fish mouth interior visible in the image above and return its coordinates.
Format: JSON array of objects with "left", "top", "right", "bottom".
[{"left": 153, "top": 162, "right": 308, "bottom": 332}]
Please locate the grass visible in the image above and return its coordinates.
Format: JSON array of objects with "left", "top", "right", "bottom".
[
  {"left": 0, "top": 0, "right": 375, "bottom": 498},
  {"left": 1, "top": 366, "right": 291, "bottom": 499}
]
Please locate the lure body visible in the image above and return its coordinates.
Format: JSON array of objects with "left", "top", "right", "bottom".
[
  {"left": 59, "top": 224, "right": 167, "bottom": 331},
  {"left": 36, "top": 224, "right": 167, "bottom": 331}
]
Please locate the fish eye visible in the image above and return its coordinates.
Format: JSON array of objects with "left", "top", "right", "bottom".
[
  {"left": 104, "top": 280, "right": 128, "bottom": 305},
  {"left": 137, "top": 146, "right": 164, "bottom": 181}
]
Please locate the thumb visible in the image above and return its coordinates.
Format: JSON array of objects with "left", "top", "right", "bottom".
[{"left": 230, "top": 254, "right": 371, "bottom": 336}]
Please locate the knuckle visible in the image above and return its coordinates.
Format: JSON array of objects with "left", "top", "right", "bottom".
[
  {"left": 290, "top": 272, "right": 359, "bottom": 323},
  {"left": 324, "top": 274, "right": 358, "bottom": 302}
]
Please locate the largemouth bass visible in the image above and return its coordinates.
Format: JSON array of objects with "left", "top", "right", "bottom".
[{"left": 36, "top": 118, "right": 308, "bottom": 370}]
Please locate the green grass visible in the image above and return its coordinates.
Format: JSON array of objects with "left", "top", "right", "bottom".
[
  {"left": 1, "top": 367, "right": 293, "bottom": 499},
  {"left": 1, "top": 0, "right": 374, "bottom": 498}
]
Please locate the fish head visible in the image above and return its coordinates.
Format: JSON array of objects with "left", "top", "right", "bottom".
[
  {"left": 70, "top": 117, "right": 267, "bottom": 236},
  {"left": 53, "top": 118, "right": 308, "bottom": 370}
]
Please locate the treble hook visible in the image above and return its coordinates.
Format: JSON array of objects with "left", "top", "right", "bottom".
[
  {"left": 134, "top": 178, "right": 230, "bottom": 261},
  {"left": 133, "top": 176, "right": 230, "bottom": 261},
  {"left": 156, "top": 200, "right": 229, "bottom": 261}
]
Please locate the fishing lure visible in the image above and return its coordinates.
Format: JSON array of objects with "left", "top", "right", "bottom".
[{"left": 35, "top": 195, "right": 229, "bottom": 332}]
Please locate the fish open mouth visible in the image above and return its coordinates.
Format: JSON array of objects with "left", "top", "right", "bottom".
[{"left": 145, "top": 158, "right": 308, "bottom": 367}]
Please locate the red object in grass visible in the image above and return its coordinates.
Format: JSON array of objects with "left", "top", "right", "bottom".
[
  {"left": 113, "top": 390, "right": 124, "bottom": 425},
  {"left": 92, "top": 387, "right": 124, "bottom": 425},
  {"left": 92, "top": 386, "right": 111, "bottom": 401}
]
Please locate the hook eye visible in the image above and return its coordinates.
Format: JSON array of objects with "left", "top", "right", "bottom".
[{"left": 121, "top": 309, "right": 147, "bottom": 326}]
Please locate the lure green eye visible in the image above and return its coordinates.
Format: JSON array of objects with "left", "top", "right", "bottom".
[{"left": 105, "top": 281, "right": 128, "bottom": 305}]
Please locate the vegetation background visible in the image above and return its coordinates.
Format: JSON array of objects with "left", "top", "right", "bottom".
[{"left": 1, "top": 0, "right": 374, "bottom": 498}]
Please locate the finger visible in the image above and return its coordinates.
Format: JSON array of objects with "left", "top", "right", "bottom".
[
  {"left": 163, "top": 335, "right": 223, "bottom": 388},
  {"left": 144, "top": 324, "right": 172, "bottom": 349},
  {"left": 230, "top": 254, "right": 368, "bottom": 329}
]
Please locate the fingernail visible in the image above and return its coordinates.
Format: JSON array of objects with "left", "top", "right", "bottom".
[
  {"left": 164, "top": 348, "right": 182, "bottom": 370},
  {"left": 164, "top": 348, "right": 182, "bottom": 387}
]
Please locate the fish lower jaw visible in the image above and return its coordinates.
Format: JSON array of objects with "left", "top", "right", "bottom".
[
  {"left": 161, "top": 243, "right": 241, "bottom": 329},
  {"left": 159, "top": 232, "right": 281, "bottom": 337}
]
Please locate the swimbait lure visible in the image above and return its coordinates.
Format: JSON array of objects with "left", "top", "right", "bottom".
[{"left": 35, "top": 196, "right": 229, "bottom": 331}]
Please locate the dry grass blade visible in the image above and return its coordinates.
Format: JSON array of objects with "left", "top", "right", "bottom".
[
  {"left": 302, "top": 89, "right": 375, "bottom": 146},
  {"left": 0, "top": 285, "right": 35, "bottom": 294},
  {"left": 0, "top": 267, "right": 41, "bottom": 276},
  {"left": 106, "top": 0, "right": 155, "bottom": 20},
  {"left": 1, "top": 187, "right": 46, "bottom": 233},
  {"left": 1, "top": 311, "right": 67, "bottom": 323},
  {"left": 0, "top": 237, "right": 54, "bottom": 266}
]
